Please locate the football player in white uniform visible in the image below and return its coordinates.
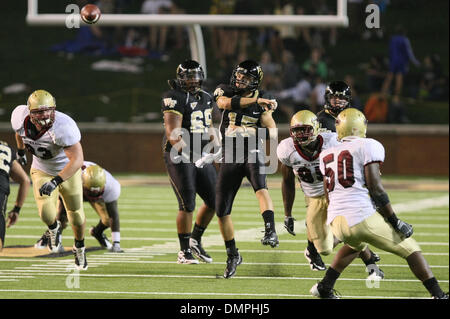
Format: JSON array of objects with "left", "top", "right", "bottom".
[
  {"left": 11, "top": 90, "right": 88, "bottom": 270},
  {"left": 278, "top": 110, "right": 383, "bottom": 277},
  {"left": 34, "top": 161, "right": 123, "bottom": 252},
  {"left": 311, "top": 108, "right": 448, "bottom": 299}
]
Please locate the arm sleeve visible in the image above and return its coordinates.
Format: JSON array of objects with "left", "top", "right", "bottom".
[
  {"left": 54, "top": 114, "right": 81, "bottom": 147},
  {"left": 363, "top": 139, "right": 385, "bottom": 165},
  {"left": 161, "top": 90, "right": 185, "bottom": 117}
]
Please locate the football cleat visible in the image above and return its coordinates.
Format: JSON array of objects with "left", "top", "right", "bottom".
[
  {"left": 367, "top": 265, "right": 385, "bottom": 280},
  {"left": 310, "top": 282, "right": 341, "bottom": 299},
  {"left": 433, "top": 292, "right": 449, "bottom": 299},
  {"left": 35, "top": 230, "right": 50, "bottom": 249},
  {"left": 47, "top": 221, "right": 63, "bottom": 253},
  {"left": 224, "top": 251, "right": 243, "bottom": 279},
  {"left": 304, "top": 247, "right": 327, "bottom": 271},
  {"left": 261, "top": 230, "right": 279, "bottom": 248},
  {"left": 72, "top": 246, "right": 88, "bottom": 270},
  {"left": 109, "top": 242, "right": 124, "bottom": 253},
  {"left": 89, "top": 227, "right": 112, "bottom": 249},
  {"left": 370, "top": 250, "right": 381, "bottom": 263},
  {"left": 189, "top": 238, "right": 213, "bottom": 263},
  {"left": 177, "top": 249, "right": 199, "bottom": 264}
]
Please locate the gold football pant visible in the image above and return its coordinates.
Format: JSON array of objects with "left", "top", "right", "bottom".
[
  {"left": 31, "top": 168, "right": 85, "bottom": 227},
  {"left": 305, "top": 195, "right": 334, "bottom": 255},
  {"left": 330, "top": 212, "right": 421, "bottom": 258}
]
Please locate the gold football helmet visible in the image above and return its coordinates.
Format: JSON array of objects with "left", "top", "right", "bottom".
[
  {"left": 335, "top": 108, "right": 368, "bottom": 140},
  {"left": 27, "top": 90, "right": 56, "bottom": 129},
  {"left": 82, "top": 165, "right": 106, "bottom": 200},
  {"left": 289, "top": 110, "right": 320, "bottom": 146}
]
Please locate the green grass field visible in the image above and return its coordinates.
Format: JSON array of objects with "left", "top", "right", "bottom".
[{"left": 0, "top": 176, "right": 448, "bottom": 302}]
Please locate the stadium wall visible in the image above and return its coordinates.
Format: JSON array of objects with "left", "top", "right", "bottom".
[{"left": 0, "top": 123, "right": 448, "bottom": 176}]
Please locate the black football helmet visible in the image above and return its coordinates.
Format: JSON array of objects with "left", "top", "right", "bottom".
[
  {"left": 176, "top": 60, "right": 205, "bottom": 93},
  {"left": 324, "top": 81, "right": 352, "bottom": 116},
  {"left": 230, "top": 60, "right": 263, "bottom": 94}
]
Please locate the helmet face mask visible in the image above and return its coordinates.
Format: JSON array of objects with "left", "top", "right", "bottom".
[
  {"left": 27, "top": 90, "right": 56, "bottom": 130},
  {"left": 324, "top": 81, "right": 351, "bottom": 116},
  {"left": 29, "top": 107, "right": 56, "bottom": 130},
  {"left": 230, "top": 60, "right": 263, "bottom": 94},
  {"left": 289, "top": 110, "right": 319, "bottom": 147},
  {"left": 176, "top": 60, "right": 204, "bottom": 93}
]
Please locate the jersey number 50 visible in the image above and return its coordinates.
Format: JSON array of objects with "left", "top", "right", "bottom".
[{"left": 322, "top": 150, "right": 355, "bottom": 192}]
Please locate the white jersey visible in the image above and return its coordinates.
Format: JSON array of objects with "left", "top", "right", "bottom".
[
  {"left": 11, "top": 104, "right": 81, "bottom": 176},
  {"left": 277, "top": 132, "right": 340, "bottom": 197},
  {"left": 83, "top": 161, "right": 121, "bottom": 203},
  {"left": 319, "top": 136, "right": 385, "bottom": 227}
]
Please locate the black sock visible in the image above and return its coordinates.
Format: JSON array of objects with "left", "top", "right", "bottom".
[
  {"left": 178, "top": 233, "right": 191, "bottom": 251},
  {"left": 307, "top": 240, "right": 318, "bottom": 254},
  {"left": 191, "top": 223, "right": 206, "bottom": 242},
  {"left": 423, "top": 277, "right": 444, "bottom": 298},
  {"left": 262, "top": 210, "right": 275, "bottom": 231},
  {"left": 225, "top": 238, "right": 238, "bottom": 256},
  {"left": 95, "top": 221, "right": 108, "bottom": 233},
  {"left": 74, "top": 238, "right": 85, "bottom": 248},
  {"left": 321, "top": 267, "right": 341, "bottom": 290},
  {"left": 48, "top": 220, "right": 58, "bottom": 230}
]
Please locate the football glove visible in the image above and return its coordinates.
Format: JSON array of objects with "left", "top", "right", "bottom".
[
  {"left": 17, "top": 149, "right": 27, "bottom": 166},
  {"left": 195, "top": 148, "right": 222, "bottom": 168},
  {"left": 39, "top": 176, "right": 63, "bottom": 196},
  {"left": 387, "top": 214, "right": 413, "bottom": 238},
  {"left": 284, "top": 216, "right": 296, "bottom": 236}
]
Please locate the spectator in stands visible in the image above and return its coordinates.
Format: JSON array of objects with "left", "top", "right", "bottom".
[
  {"left": 418, "top": 54, "right": 448, "bottom": 101},
  {"left": 276, "top": 71, "right": 313, "bottom": 119},
  {"left": 364, "top": 93, "right": 389, "bottom": 123},
  {"left": 364, "top": 55, "right": 389, "bottom": 92},
  {"left": 273, "top": 1, "right": 297, "bottom": 54},
  {"left": 381, "top": 24, "right": 420, "bottom": 98},
  {"left": 302, "top": 47, "right": 328, "bottom": 80},
  {"left": 344, "top": 75, "right": 363, "bottom": 111},
  {"left": 310, "top": 76, "right": 327, "bottom": 114},
  {"left": 209, "top": 0, "right": 238, "bottom": 64},
  {"left": 279, "top": 49, "right": 301, "bottom": 89},
  {"left": 294, "top": 6, "right": 313, "bottom": 50},
  {"left": 259, "top": 51, "right": 281, "bottom": 91}
]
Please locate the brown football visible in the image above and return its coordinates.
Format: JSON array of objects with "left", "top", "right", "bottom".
[{"left": 80, "top": 4, "right": 101, "bottom": 24}]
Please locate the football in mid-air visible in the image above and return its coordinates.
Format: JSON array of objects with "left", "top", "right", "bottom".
[{"left": 80, "top": 4, "right": 101, "bottom": 24}]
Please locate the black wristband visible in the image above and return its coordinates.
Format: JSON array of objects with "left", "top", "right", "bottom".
[
  {"left": 52, "top": 175, "right": 64, "bottom": 186},
  {"left": 11, "top": 205, "right": 21, "bottom": 214},
  {"left": 18, "top": 149, "right": 26, "bottom": 156},
  {"left": 387, "top": 213, "right": 399, "bottom": 226},
  {"left": 231, "top": 96, "right": 241, "bottom": 110},
  {"left": 371, "top": 192, "right": 390, "bottom": 208}
]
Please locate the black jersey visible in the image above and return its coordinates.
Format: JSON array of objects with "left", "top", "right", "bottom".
[
  {"left": 213, "top": 84, "right": 274, "bottom": 142},
  {"left": 161, "top": 88, "right": 214, "bottom": 155},
  {"left": 316, "top": 109, "right": 337, "bottom": 132},
  {"left": 0, "top": 141, "right": 17, "bottom": 195}
]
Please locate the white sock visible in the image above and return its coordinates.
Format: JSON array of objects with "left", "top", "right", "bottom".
[{"left": 112, "top": 232, "right": 120, "bottom": 244}]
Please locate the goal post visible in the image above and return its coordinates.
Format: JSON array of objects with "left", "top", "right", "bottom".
[{"left": 26, "top": 0, "right": 349, "bottom": 77}]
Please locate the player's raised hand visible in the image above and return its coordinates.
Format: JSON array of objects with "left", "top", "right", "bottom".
[{"left": 257, "top": 98, "right": 278, "bottom": 112}]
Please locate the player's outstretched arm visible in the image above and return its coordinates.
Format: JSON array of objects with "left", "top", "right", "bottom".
[{"left": 365, "top": 162, "right": 413, "bottom": 238}]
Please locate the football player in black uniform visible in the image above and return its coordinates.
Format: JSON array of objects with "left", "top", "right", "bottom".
[
  {"left": 162, "top": 60, "right": 218, "bottom": 264},
  {"left": 316, "top": 81, "right": 351, "bottom": 132},
  {"left": 0, "top": 141, "right": 30, "bottom": 251},
  {"left": 214, "top": 60, "right": 279, "bottom": 278}
]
